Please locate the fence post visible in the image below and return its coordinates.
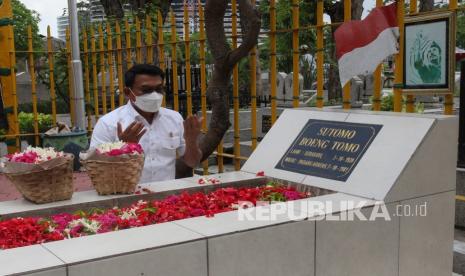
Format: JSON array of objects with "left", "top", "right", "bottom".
[
  {"left": 232, "top": 0, "right": 241, "bottom": 171},
  {"left": 291, "top": 0, "right": 300, "bottom": 108},
  {"left": 170, "top": 9, "right": 179, "bottom": 111},
  {"left": 27, "top": 25, "right": 39, "bottom": 146},
  {"left": 393, "top": 0, "right": 405, "bottom": 112},
  {"left": 183, "top": 3, "right": 192, "bottom": 116},
  {"left": 157, "top": 11, "right": 167, "bottom": 107},
  {"left": 82, "top": 29, "right": 92, "bottom": 133},
  {"left": 125, "top": 19, "right": 133, "bottom": 68},
  {"left": 146, "top": 15, "right": 153, "bottom": 64},
  {"left": 0, "top": 0, "right": 20, "bottom": 152},
  {"left": 405, "top": 0, "right": 417, "bottom": 113},
  {"left": 198, "top": 1, "right": 209, "bottom": 175},
  {"left": 135, "top": 17, "right": 142, "bottom": 64},
  {"left": 342, "top": 0, "right": 352, "bottom": 109},
  {"left": 90, "top": 26, "right": 100, "bottom": 119},
  {"left": 98, "top": 24, "right": 107, "bottom": 114},
  {"left": 66, "top": 28, "right": 76, "bottom": 126},
  {"left": 372, "top": 0, "right": 384, "bottom": 111},
  {"left": 107, "top": 24, "right": 115, "bottom": 111},
  {"left": 45, "top": 27, "right": 58, "bottom": 126},
  {"left": 445, "top": 0, "right": 458, "bottom": 115},
  {"left": 115, "top": 22, "right": 125, "bottom": 106},
  {"left": 316, "top": 0, "right": 324, "bottom": 108}
]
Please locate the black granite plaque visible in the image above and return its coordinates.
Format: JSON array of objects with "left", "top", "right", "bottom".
[{"left": 275, "top": 119, "right": 383, "bottom": 181}]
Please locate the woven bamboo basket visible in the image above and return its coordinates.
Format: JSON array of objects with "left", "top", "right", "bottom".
[
  {"left": 82, "top": 154, "right": 144, "bottom": 195},
  {"left": 5, "top": 154, "right": 74, "bottom": 204}
]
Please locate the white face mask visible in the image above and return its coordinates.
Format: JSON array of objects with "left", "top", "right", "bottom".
[{"left": 130, "top": 89, "right": 163, "bottom": 113}]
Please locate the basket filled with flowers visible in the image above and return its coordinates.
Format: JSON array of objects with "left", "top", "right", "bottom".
[
  {"left": 1, "top": 147, "right": 74, "bottom": 204},
  {"left": 80, "top": 142, "right": 144, "bottom": 195}
]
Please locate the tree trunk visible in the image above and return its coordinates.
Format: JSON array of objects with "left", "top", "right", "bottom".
[
  {"left": 176, "top": 0, "right": 261, "bottom": 178},
  {"left": 419, "top": 0, "right": 434, "bottom": 12},
  {"left": 99, "top": 0, "right": 125, "bottom": 19}
]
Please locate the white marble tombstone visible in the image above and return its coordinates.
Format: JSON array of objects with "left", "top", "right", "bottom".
[
  {"left": 260, "top": 72, "right": 270, "bottom": 98},
  {"left": 276, "top": 72, "right": 287, "bottom": 103},
  {"left": 283, "top": 72, "right": 303, "bottom": 105}
]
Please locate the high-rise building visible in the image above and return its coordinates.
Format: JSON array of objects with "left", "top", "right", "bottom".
[
  {"left": 89, "top": 0, "right": 105, "bottom": 23},
  {"left": 56, "top": 5, "right": 91, "bottom": 42},
  {"left": 57, "top": 14, "right": 69, "bottom": 41}
]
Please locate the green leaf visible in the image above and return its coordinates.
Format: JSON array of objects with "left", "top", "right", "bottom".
[{"left": 142, "top": 207, "right": 158, "bottom": 214}]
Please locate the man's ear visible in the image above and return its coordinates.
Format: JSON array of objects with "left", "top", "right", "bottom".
[{"left": 123, "top": 87, "right": 134, "bottom": 102}]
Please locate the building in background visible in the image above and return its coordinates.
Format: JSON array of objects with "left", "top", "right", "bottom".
[
  {"left": 56, "top": 2, "right": 92, "bottom": 42},
  {"left": 89, "top": 0, "right": 105, "bottom": 23},
  {"left": 57, "top": 13, "right": 69, "bottom": 41}
]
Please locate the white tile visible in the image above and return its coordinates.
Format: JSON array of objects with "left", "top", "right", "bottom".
[
  {"left": 136, "top": 172, "right": 259, "bottom": 198},
  {"left": 386, "top": 117, "right": 458, "bottom": 202},
  {"left": 293, "top": 192, "right": 377, "bottom": 219},
  {"left": 137, "top": 177, "right": 201, "bottom": 193},
  {"left": 0, "top": 190, "right": 126, "bottom": 217},
  {"left": 202, "top": 171, "right": 258, "bottom": 183},
  {"left": 208, "top": 220, "right": 315, "bottom": 276},
  {"left": 24, "top": 268, "right": 67, "bottom": 276},
  {"left": 302, "top": 112, "right": 435, "bottom": 200},
  {"left": 42, "top": 222, "right": 204, "bottom": 264},
  {"left": 315, "top": 203, "right": 399, "bottom": 276},
  {"left": 0, "top": 245, "right": 65, "bottom": 275},
  {"left": 68, "top": 240, "right": 207, "bottom": 276},
  {"left": 174, "top": 203, "right": 306, "bottom": 237},
  {"left": 242, "top": 109, "right": 349, "bottom": 184},
  {"left": 399, "top": 191, "right": 455, "bottom": 276}
]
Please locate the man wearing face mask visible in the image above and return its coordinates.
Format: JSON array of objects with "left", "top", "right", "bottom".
[{"left": 90, "top": 64, "right": 202, "bottom": 183}]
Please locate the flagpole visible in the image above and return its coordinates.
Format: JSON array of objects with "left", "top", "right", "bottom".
[{"left": 68, "top": 0, "right": 86, "bottom": 130}]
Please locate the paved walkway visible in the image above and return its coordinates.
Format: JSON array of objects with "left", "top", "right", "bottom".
[{"left": 0, "top": 173, "right": 93, "bottom": 202}]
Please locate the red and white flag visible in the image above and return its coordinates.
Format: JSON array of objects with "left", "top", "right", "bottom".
[
  {"left": 457, "top": 47, "right": 465, "bottom": 61},
  {"left": 335, "top": 3, "right": 399, "bottom": 87}
]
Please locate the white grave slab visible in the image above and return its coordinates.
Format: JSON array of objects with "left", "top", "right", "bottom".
[
  {"left": 0, "top": 109, "right": 457, "bottom": 276},
  {"left": 243, "top": 109, "right": 457, "bottom": 202}
]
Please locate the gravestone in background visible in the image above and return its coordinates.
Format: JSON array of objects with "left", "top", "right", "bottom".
[{"left": 282, "top": 72, "right": 303, "bottom": 107}]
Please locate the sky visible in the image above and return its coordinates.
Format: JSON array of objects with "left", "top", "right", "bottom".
[
  {"left": 18, "top": 0, "right": 378, "bottom": 37},
  {"left": 19, "top": 0, "right": 68, "bottom": 37}
]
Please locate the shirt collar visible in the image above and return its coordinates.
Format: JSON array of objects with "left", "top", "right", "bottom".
[{"left": 125, "top": 101, "right": 163, "bottom": 124}]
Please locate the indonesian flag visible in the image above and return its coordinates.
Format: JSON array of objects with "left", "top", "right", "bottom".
[
  {"left": 335, "top": 3, "right": 399, "bottom": 87},
  {"left": 457, "top": 47, "right": 465, "bottom": 62}
]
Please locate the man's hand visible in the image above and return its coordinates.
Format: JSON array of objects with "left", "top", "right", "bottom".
[
  {"left": 183, "top": 115, "right": 202, "bottom": 144},
  {"left": 182, "top": 115, "right": 203, "bottom": 168},
  {"left": 117, "top": 121, "right": 147, "bottom": 143}
]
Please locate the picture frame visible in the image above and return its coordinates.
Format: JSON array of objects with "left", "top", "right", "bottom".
[{"left": 403, "top": 11, "right": 456, "bottom": 94}]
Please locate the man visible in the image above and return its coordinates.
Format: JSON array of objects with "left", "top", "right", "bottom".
[{"left": 90, "top": 64, "right": 202, "bottom": 183}]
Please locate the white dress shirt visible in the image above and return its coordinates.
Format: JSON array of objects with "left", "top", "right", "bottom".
[{"left": 90, "top": 102, "right": 186, "bottom": 183}]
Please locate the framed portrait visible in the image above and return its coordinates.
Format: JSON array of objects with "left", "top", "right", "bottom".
[{"left": 403, "top": 11, "right": 456, "bottom": 94}]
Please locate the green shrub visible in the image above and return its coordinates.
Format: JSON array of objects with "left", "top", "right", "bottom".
[
  {"left": 18, "top": 112, "right": 54, "bottom": 134},
  {"left": 18, "top": 100, "right": 70, "bottom": 114},
  {"left": 0, "top": 128, "right": 6, "bottom": 142},
  {"left": 380, "top": 93, "right": 395, "bottom": 111}
]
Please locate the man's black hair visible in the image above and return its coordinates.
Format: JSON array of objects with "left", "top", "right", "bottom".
[{"left": 124, "top": 64, "right": 165, "bottom": 88}]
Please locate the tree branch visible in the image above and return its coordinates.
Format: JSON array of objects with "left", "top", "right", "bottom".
[
  {"left": 99, "top": 0, "right": 125, "bottom": 18},
  {"left": 227, "top": 0, "right": 261, "bottom": 67},
  {"left": 205, "top": 0, "right": 231, "bottom": 61}
]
